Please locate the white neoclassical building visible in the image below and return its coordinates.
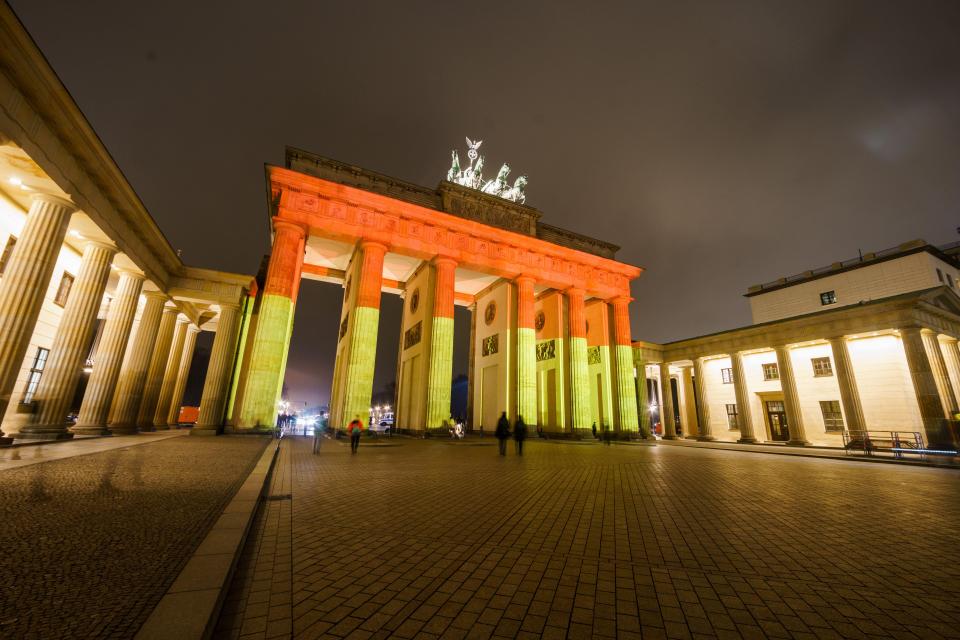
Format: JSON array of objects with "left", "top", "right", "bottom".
[{"left": 635, "top": 239, "right": 960, "bottom": 450}]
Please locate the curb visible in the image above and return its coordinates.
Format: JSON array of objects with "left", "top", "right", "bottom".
[{"left": 135, "top": 437, "right": 281, "bottom": 640}]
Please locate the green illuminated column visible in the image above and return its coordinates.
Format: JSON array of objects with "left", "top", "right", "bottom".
[
  {"left": 334, "top": 241, "right": 387, "bottom": 427},
  {"left": 567, "top": 288, "right": 591, "bottom": 431},
  {"left": 635, "top": 349, "right": 651, "bottom": 438},
  {"left": 611, "top": 297, "right": 639, "bottom": 433},
  {"left": 425, "top": 257, "right": 456, "bottom": 428},
  {"left": 659, "top": 362, "right": 677, "bottom": 439},
  {"left": 236, "top": 219, "right": 306, "bottom": 429},
  {"left": 516, "top": 275, "right": 537, "bottom": 426}
]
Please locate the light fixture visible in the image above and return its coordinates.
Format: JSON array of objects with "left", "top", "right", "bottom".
[{"left": 8, "top": 176, "right": 21, "bottom": 186}]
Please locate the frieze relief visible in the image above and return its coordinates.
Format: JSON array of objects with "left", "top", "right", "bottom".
[
  {"left": 587, "top": 346, "right": 602, "bottom": 365},
  {"left": 404, "top": 321, "right": 422, "bottom": 350},
  {"left": 536, "top": 339, "right": 556, "bottom": 362},
  {"left": 482, "top": 334, "right": 499, "bottom": 357}
]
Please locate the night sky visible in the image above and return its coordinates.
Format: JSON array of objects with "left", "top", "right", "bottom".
[{"left": 12, "top": 1, "right": 960, "bottom": 408}]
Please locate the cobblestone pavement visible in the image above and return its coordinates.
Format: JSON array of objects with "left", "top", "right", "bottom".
[
  {"left": 0, "top": 434, "right": 269, "bottom": 639},
  {"left": 216, "top": 436, "right": 960, "bottom": 640}
]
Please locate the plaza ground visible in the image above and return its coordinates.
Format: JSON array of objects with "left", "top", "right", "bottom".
[{"left": 216, "top": 436, "right": 960, "bottom": 640}]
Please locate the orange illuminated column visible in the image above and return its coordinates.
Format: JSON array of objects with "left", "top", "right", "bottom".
[
  {"left": 611, "top": 296, "right": 640, "bottom": 433},
  {"left": 329, "top": 241, "right": 386, "bottom": 429},
  {"left": 567, "top": 288, "right": 592, "bottom": 430},
  {"left": 425, "top": 257, "right": 457, "bottom": 428},
  {"left": 236, "top": 219, "right": 306, "bottom": 429},
  {"left": 516, "top": 275, "right": 537, "bottom": 426}
]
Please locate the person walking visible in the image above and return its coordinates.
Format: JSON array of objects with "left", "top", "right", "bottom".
[
  {"left": 312, "top": 422, "right": 322, "bottom": 454},
  {"left": 591, "top": 422, "right": 597, "bottom": 440},
  {"left": 495, "top": 412, "right": 510, "bottom": 456},
  {"left": 348, "top": 415, "right": 363, "bottom": 454},
  {"left": 514, "top": 415, "right": 527, "bottom": 456}
]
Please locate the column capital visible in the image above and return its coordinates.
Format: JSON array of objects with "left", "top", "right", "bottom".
[
  {"left": 30, "top": 191, "right": 77, "bottom": 213},
  {"left": 142, "top": 290, "right": 168, "bottom": 302},
  {"left": 359, "top": 239, "right": 389, "bottom": 254},
  {"left": 79, "top": 238, "right": 119, "bottom": 254},
  {"left": 115, "top": 268, "right": 146, "bottom": 282},
  {"left": 272, "top": 217, "right": 308, "bottom": 237},
  {"left": 432, "top": 255, "right": 458, "bottom": 268},
  {"left": 608, "top": 295, "right": 634, "bottom": 306},
  {"left": 515, "top": 274, "right": 536, "bottom": 285},
  {"left": 187, "top": 324, "right": 203, "bottom": 334},
  {"left": 175, "top": 314, "right": 191, "bottom": 325},
  {"left": 217, "top": 302, "right": 242, "bottom": 312}
]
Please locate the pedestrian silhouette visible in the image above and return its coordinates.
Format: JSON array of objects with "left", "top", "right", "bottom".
[
  {"left": 495, "top": 412, "right": 511, "bottom": 456},
  {"left": 348, "top": 415, "right": 363, "bottom": 454},
  {"left": 514, "top": 416, "right": 527, "bottom": 456},
  {"left": 591, "top": 422, "right": 597, "bottom": 439}
]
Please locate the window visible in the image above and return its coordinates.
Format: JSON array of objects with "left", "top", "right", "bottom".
[
  {"left": 820, "top": 290, "right": 837, "bottom": 306},
  {"left": 23, "top": 347, "right": 49, "bottom": 404},
  {"left": 762, "top": 363, "right": 779, "bottom": 380},
  {"left": 819, "top": 400, "right": 844, "bottom": 431},
  {"left": 54, "top": 272, "right": 74, "bottom": 307},
  {"left": 725, "top": 404, "right": 739, "bottom": 429},
  {"left": 721, "top": 368, "right": 733, "bottom": 384},
  {"left": 811, "top": 357, "right": 833, "bottom": 377},
  {"left": 937, "top": 268, "right": 944, "bottom": 283},
  {"left": 0, "top": 235, "right": 15, "bottom": 275},
  {"left": 949, "top": 274, "right": 956, "bottom": 288}
]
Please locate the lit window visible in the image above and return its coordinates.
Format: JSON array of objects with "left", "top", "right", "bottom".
[
  {"left": 54, "top": 272, "right": 74, "bottom": 307},
  {"left": 820, "top": 290, "right": 837, "bottom": 306},
  {"left": 23, "top": 347, "right": 49, "bottom": 404},
  {"left": 762, "top": 363, "right": 779, "bottom": 381},
  {"left": 0, "top": 235, "right": 15, "bottom": 276},
  {"left": 819, "top": 400, "right": 844, "bottom": 431},
  {"left": 811, "top": 357, "right": 833, "bottom": 377},
  {"left": 721, "top": 368, "right": 733, "bottom": 384},
  {"left": 725, "top": 404, "right": 739, "bottom": 429}
]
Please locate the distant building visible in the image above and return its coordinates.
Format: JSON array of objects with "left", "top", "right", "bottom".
[{"left": 635, "top": 239, "right": 960, "bottom": 449}]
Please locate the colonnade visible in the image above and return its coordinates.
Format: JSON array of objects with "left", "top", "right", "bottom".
[
  {"left": 0, "top": 192, "right": 244, "bottom": 443},
  {"left": 641, "top": 327, "right": 960, "bottom": 448}
]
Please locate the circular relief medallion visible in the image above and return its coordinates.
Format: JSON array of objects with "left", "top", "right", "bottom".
[
  {"left": 409, "top": 288, "right": 420, "bottom": 314},
  {"left": 535, "top": 310, "right": 546, "bottom": 332},
  {"left": 484, "top": 301, "right": 497, "bottom": 326}
]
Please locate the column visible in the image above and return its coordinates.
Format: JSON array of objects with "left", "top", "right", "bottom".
[
  {"left": 659, "top": 362, "right": 677, "bottom": 439},
  {"left": 774, "top": 345, "right": 809, "bottom": 445},
  {"left": 236, "top": 220, "right": 305, "bottom": 428},
  {"left": 681, "top": 366, "right": 697, "bottom": 438},
  {"left": 0, "top": 192, "right": 76, "bottom": 443},
  {"left": 901, "top": 327, "right": 949, "bottom": 446},
  {"left": 107, "top": 291, "right": 166, "bottom": 434},
  {"left": 923, "top": 330, "right": 958, "bottom": 415},
  {"left": 730, "top": 351, "right": 757, "bottom": 443},
  {"left": 635, "top": 355, "right": 650, "bottom": 438},
  {"left": 567, "top": 288, "right": 591, "bottom": 431},
  {"left": 72, "top": 271, "right": 145, "bottom": 435},
  {"left": 466, "top": 302, "right": 477, "bottom": 431},
  {"left": 425, "top": 257, "right": 457, "bottom": 428},
  {"left": 610, "top": 296, "right": 639, "bottom": 434},
  {"left": 165, "top": 324, "right": 200, "bottom": 427},
  {"left": 330, "top": 240, "right": 386, "bottom": 429},
  {"left": 943, "top": 337, "right": 960, "bottom": 404},
  {"left": 515, "top": 275, "right": 537, "bottom": 426},
  {"left": 17, "top": 240, "right": 116, "bottom": 439},
  {"left": 194, "top": 304, "right": 243, "bottom": 434},
  {"left": 693, "top": 357, "right": 714, "bottom": 441},
  {"left": 136, "top": 306, "right": 179, "bottom": 430},
  {"left": 152, "top": 315, "right": 190, "bottom": 428},
  {"left": 828, "top": 337, "right": 866, "bottom": 432}
]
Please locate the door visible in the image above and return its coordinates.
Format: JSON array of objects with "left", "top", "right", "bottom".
[
  {"left": 765, "top": 400, "right": 789, "bottom": 441},
  {"left": 481, "top": 364, "right": 499, "bottom": 432}
]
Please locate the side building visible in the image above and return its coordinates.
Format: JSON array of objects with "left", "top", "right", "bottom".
[{"left": 635, "top": 239, "right": 960, "bottom": 449}]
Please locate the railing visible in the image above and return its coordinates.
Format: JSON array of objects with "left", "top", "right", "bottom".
[{"left": 842, "top": 430, "right": 931, "bottom": 459}]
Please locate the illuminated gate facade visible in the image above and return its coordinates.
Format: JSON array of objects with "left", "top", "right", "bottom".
[{"left": 229, "top": 147, "right": 642, "bottom": 435}]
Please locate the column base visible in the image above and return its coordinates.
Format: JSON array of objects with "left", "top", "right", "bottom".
[
  {"left": 190, "top": 427, "right": 220, "bottom": 436},
  {"left": 11, "top": 427, "right": 74, "bottom": 441},
  {"left": 787, "top": 439, "right": 811, "bottom": 447},
  {"left": 139, "top": 425, "right": 157, "bottom": 433},
  {"left": 0, "top": 436, "right": 12, "bottom": 446},
  {"left": 662, "top": 435, "right": 678, "bottom": 440},
  {"left": 153, "top": 424, "right": 170, "bottom": 431},
  {"left": 71, "top": 425, "right": 112, "bottom": 436},
  {"left": 108, "top": 425, "right": 139, "bottom": 435},
  {"left": 737, "top": 436, "right": 758, "bottom": 444},
  {"left": 696, "top": 435, "right": 716, "bottom": 442}
]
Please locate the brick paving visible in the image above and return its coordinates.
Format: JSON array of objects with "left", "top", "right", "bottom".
[
  {"left": 0, "top": 434, "right": 269, "bottom": 639},
  {"left": 217, "top": 436, "right": 960, "bottom": 639}
]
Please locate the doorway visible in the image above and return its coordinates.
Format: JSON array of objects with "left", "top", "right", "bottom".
[{"left": 765, "top": 400, "right": 789, "bottom": 441}]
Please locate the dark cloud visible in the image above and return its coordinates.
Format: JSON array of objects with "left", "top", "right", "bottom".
[{"left": 11, "top": 0, "right": 959, "bottom": 407}]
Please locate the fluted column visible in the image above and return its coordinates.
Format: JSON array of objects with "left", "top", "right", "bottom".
[
  {"left": 16, "top": 240, "right": 116, "bottom": 439},
  {"left": 166, "top": 325, "right": 200, "bottom": 427},
  {"left": 901, "top": 326, "right": 949, "bottom": 447},
  {"left": 944, "top": 337, "right": 960, "bottom": 404},
  {"left": 73, "top": 271, "right": 145, "bottom": 435},
  {"left": 152, "top": 315, "right": 191, "bottom": 428},
  {"left": 425, "top": 257, "right": 457, "bottom": 428},
  {"left": 774, "top": 345, "right": 809, "bottom": 445},
  {"left": 693, "top": 357, "right": 714, "bottom": 441},
  {"left": 922, "top": 330, "right": 958, "bottom": 416},
  {"left": 515, "top": 275, "right": 537, "bottom": 426},
  {"left": 567, "top": 288, "right": 591, "bottom": 431},
  {"left": 136, "top": 306, "right": 179, "bottom": 430},
  {"left": 636, "top": 355, "right": 650, "bottom": 438},
  {"left": 828, "top": 336, "right": 866, "bottom": 432},
  {"left": 730, "top": 351, "right": 756, "bottom": 443},
  {"left": 194, "top": 303, "right": 242, "bottom": 434},
  {"left": 107, "top": 291, "right": 166, "bottom": 434},
  {"left": 610, "top": 296, "right": 639, "bottom": 434},
  {"left": 0, "top": 193, "right": 76, "bottom": 443},
  {"left": 659, "top": 362, "right": 677, "bottom": 439}
]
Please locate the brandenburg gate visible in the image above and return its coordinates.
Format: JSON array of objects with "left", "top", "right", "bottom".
[{"left": 228, "top": 144, "right": 643, "bottom": 435}]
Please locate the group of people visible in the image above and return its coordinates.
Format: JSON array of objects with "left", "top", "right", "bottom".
[{"left": 494, "top": 412, "right": 528, "bottom": 456}]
